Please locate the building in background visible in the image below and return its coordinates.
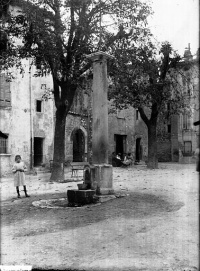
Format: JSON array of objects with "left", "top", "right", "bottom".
[
  {"left": 156, "top": 45, "right": 199, "bottom": 162},
  {"left": 1, "top": 46, "right": 198, "bottom": 175},
  {"left": 0, "top": 0, "right": 140, "bottom": 175},
  {"left": 0, "top": 64, "right": 139, "bottom": 175},
  {"left": 0, "top": 0, "right": 198, "bottom": 174},
  {"left": 0, "top": 62, "right": 54, "bottom": 175},
  {"left": 64, "top": 85, "right": 138, "bottom": 165}
]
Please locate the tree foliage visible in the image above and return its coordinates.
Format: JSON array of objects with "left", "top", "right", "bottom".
[
  {"left": 0, "top": 0, "right": 153, "bottom": 178},
  {"left": 108, "top": 40, "right": 197, "bottom": 168},
  {"left": 109, "top": 41, "right": 192, "bottom": 119},
  {"left": 1, "top": 0, "right": 152, "bottom": 84}
]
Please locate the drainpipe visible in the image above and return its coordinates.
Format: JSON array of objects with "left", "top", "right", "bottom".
[{"left": 29, "top": 59, "right": 34, "bottom": 170}]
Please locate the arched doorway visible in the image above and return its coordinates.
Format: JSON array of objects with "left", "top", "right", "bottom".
[{"left": 72, "top": 129, "right": 85, "bottom": 162}]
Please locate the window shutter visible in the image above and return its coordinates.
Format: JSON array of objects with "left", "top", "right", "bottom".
[
  {"left": 0, "top": 74, "right": 11, "bottom": 106},
  {"left": 0, "top": 74, "right": 5, "bottom": 103}
]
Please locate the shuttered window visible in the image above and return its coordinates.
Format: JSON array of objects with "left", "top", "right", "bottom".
[
  {"left": 0, "top": 136, "right": 8, "bottom": 154},
  {"left": 0, "top": 73, "right": 11, "bottom": 107},
  {"left": 183, "top": 113, "right": 191, "bottom": 129},
  {"left": 184, "top": 141, "right": 192, "bottom": 154}
]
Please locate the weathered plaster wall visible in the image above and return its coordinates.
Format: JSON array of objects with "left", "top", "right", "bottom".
[
  {"left": 0, "top": 60, "right": 54, "bottom": 175},
  {"left": 64, "top": 88, "right": 138, "bottom": 165},
  {"left": 135, "top": 116, "right": 148, "bottom": 161},
  {"left": 0, "top": 63, "right": 31, "bottom": 174},
  {"left": 108, "top": 108, "right": 137, "bottom": 162},
  {"left": 31, "top": 71, "right": 54, "bottom": 165},
  {"left": 0, "top": 108, "right": 12, "bottom": 174}
]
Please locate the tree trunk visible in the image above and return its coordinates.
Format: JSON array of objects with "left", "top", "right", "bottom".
[
  {"left": 138, "top": 105, "right": 159, "bottom": 169},
  {"left": 147, "top": 119, "right": 158, "bottom": 169},
  {"left": 50, "top": 105, "right": 67, "bottom": 181},
  {"left": 49, "top": 79, "right": 76, "bottom": 181}
]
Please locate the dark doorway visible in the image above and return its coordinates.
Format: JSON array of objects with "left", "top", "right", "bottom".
[
  {"left": 73, "top": 129, "right": 85, "bottom": 162},
  {"left": 115, "top": 134, "right": 127, "bottom": 159},
  {"left": 135, "top": 138, "right": 142, "bottom": 161},
  {"left": 34, "top": 137, "right": 43, "bottom": 166}
]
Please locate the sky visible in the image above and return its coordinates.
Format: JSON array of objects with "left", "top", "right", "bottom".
[{"left": 148, "top": 0, "right": 199, "bottom": 56}]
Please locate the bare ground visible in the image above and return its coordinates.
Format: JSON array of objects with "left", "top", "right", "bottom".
[{"left": 0, "top": 163, "right": 199, "bottom": 271}]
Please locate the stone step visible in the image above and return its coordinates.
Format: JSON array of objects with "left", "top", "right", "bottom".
[
  {"left": 133, "top": 160, "right": 146, "bottom": 166},
  {"left": 34, "top": 167, "right": 50, "bottom": 173},
  {"left": 179, "top": 156, "right": 196, "bottom": 164}
]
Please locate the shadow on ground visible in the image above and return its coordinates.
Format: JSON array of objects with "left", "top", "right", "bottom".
[{"left": 1, "top": 191, "right": 184, "bottom": 238}]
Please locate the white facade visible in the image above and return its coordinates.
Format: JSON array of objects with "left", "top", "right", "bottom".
[{"left": 0, "top": 60, "right": 54, "bottom": 175}]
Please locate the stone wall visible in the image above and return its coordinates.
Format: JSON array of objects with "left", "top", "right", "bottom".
[
  {"left": 65, "top": 88, "right": 138, "bottom": 165},
  {"left": 108, "top": 108, "right": 136, "bottom": 162}
]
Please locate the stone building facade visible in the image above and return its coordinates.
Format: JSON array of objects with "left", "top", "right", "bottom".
[
  {"left": 64, "top": 86, "right": 140, "bottom": 165},
  {"left": 0, "top": 0, "right": 55, "bottom": 175},
  {"left": 156, "top": 48, "right": 199, "bottom": 162},
  {"left": 121, "top": 46, "right": 199, "bottom": 164},
  {"left": 0, "top": 62, "right": 54, "bottom": 175},
  {"left": 1, "top": 0, "right": 197, "bottom": 171},
  {"left": 2, "top": 52, "right": 197, "bottom": 176},
  {"left": 0, "top": 65, "right": 142, "bottom": 175},
  {"left": 0, "top": 0, "right": 147, "bottom": 175}
]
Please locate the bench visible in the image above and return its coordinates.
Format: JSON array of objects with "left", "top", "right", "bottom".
[{"left": 70, "top": 162, "right": 90, "bottom": 178}]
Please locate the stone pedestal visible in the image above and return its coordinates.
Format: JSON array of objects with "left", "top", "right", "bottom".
[
  {"left": 86, "top": 51, "right": 114, "bottom": 195},
  {"left": 67, "top": 189, "right": 96, "bottom": 206},
  {"left": 90, "top": 164, "right": 114, "bottom": 195}
]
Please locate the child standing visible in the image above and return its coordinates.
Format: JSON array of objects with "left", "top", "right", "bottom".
[{"left": 12, "top": 155, "right": 30, "bottom": 198}]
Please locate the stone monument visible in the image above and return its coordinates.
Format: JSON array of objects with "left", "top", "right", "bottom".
[{"left": 86, "top": 51, "right": 114, "bottom": 195}]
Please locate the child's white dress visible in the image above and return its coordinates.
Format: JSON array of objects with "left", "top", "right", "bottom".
[{"left": 12, "top": 161, "right": 27, "bottom": 187}]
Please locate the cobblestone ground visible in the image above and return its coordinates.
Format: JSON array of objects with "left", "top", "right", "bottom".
[{"left": 0, "top": 163, "right": 199, "bottom": 271}]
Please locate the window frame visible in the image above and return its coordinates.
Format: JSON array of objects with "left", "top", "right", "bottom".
[
  {"left": 183, "top": 141, "right": 192, "bottom": 155},
  {"left": 0, "top": 73, "right": 11, "bottom": 107},
  {"left": 0, "top": 134, "right": 8, "bottom": 154},
  {"left": 36, "top": 99, "right": 42, "bottom": 113},
  {"left": 183, "top": 113, "right": 191, "bottom": 130}
]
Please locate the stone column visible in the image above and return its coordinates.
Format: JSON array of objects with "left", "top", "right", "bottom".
[{"left": 86, "top": 51, "right": 114, "bottom": 195}]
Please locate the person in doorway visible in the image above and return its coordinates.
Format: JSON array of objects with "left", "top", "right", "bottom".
[
  {"left": 122, "top": 152, "right": 133, "bottom": 166},
  {"left": 112, "top": 152, "right": 123, "bottom": 167},
  {"left": 116, "top": 153, "right": 121, "bottom": 160},
  {"left": 12, "top": 155, "right": 30, "bottom": 198},
  {"left": 122, "top": 153, "right": 133, "bottom": 166}
]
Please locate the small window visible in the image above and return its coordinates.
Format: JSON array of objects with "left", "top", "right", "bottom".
[
  {"left": 117, "top": 109, "right": 125, "bottom": 119},
  {"left": 0, "top": 74, "right": 11, "bottom": 107},
  {"left": 41, "top": 84, "right": 46, "bottom": 90},
  {"left": 167, "top": 124, "right": 171, "bottom": 133},
  {"left": 184, "top": 141, "right": 192, "bottom": 154},
  {"left": 183, "top": 113, "right": 191, "bottom": 129},
  {"left": 36, "top": 100, "right": 42, "bottom": 112},
  {"left": 0, "top": 135, "right": 8, "bottom": 154}
]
